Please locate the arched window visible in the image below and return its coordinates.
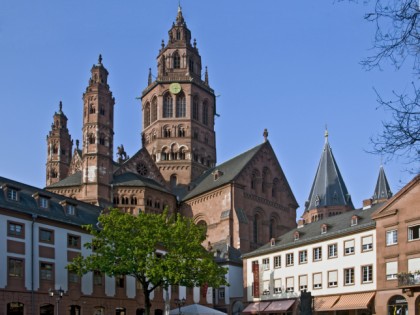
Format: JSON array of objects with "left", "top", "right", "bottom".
[
  {"left": 99, "top": 134, "right": 105, "bottom": 146},
  {"left": 197, "top": 220, "right": 207, "bottom": 235},
  {"left": 176, "top": 30, "right": 181, "bottom": 40},
  {"left": 88, "top": 133, "right": 95, "bottom": 144},
  {"left": 161, "top": 148, "right": 169, "bottom": 161},
  {"left": 151, "top": 97, "right": 158, "bottom": 122},
  {"left": 173, "top": 52, "right": 180, "bottom": 69},
  {"left": 193, "top": 96, "right": 199, "bottom": 120},
  {"left": 52, "top": 144, "right": 58, "bottom": 154},
  {"left": 253, "top": 214, "right": 259, "bottom": 243},
  {"left": 69, "top": 305, "right": 81, "bottom": 315},
  {"left": 262, "top": 167, "right": 271, "bottom": 193},
  {"left": 163, "top": 94, "right": 173, "bottom": 118},
  {"left": 99, "top": 106, "right": 105, "bottom": 115},
  {"left": 269, "top": 218, "right": 275, "bottom": 239},
  {"left": 89, "top": 104, "right": 96, "bottom": 114},
  {"left": 272, "top": 178, "right": 279, "bottom": 197},
  {"left": 131, "top": 196, "right": 137, "bottom": 205},
  {"left": 178, "top": 127, "right": 185, "bottom": 137},
  {"left": 176, "top": 93, "right": 186, "bottom": 117},
  {"left": 251, "top": 170, "right": 259, "bottom": 190},
  {"left": 202, "top": 101, "right": 209, "bottom": 125},
  {"left": 170, "top": 174, "right": 177, "bottom": 188},
  {"left": 144, "top": 102, "right": 151, "bottom": 127},
  {"left": 163, "top": 127, "right": 171, "bottom": 138},
  {"left": 179, "top": 147, "right": 186, "bottom": 160}
]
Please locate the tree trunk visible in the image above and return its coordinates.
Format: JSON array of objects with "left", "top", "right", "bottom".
[{"left": 144, "top": 289, "right": 152, "bottom": 315}]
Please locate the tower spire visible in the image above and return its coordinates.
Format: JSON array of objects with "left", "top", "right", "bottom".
[{"left": 373, "top": 165, "right": 393, "bottom": 202}]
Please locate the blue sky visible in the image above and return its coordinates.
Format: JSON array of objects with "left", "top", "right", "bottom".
[{"left": 0, "top": 1, "right": 415, "bottom": 219}]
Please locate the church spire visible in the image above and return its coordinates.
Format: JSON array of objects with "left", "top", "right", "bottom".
[
  {"left": 302, "top": 131, "right": 354, "bottom": 223},
  {"left": 373, "top": 165, "right": 392, "bottom": 202}
]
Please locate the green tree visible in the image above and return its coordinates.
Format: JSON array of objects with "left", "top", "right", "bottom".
[{"left": 68, "top": 209, "right": 228, "bottom": 315}]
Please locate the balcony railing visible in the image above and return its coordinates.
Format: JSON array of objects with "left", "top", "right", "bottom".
[{"left": 398, "top": 273, "right": 420, "bottom": 287}]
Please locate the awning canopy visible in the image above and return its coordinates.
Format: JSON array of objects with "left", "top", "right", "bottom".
[
  {"left": 264, "top": 300, "right": 295, "bottom": 312},
  {"left": 330, "top": 292, "right": 375, "bottom": 311},
  {"left": 242, "top": 302, "right": 270, "bottom": 314},
  {"left": 314, "top": 295, "right": 340, "bottom": 312},
  {"left": 169, "top": 304, "right": 227, "bottom": 315}
]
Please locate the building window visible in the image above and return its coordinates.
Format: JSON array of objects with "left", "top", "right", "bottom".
[
  {"left": 7, "top": 189, "right": 18, "bottom": 201},
  {"left": 362, "top": 265, "right": 373, "bottom": 283},
  {"left": 294, "top": 232, "right": 300, "bottom": 241},
  {"left": 163, "top": 94, "right": 173, "bottom": 118},
  {"left": 39, "top": 197, "right": 49, "bottom": 208},
  {"left": 299, "top": 275, "right": 308, "bottom": 291},
  {"left": 8, "top": 258, "right": 23, "bottom": 278},
  {"left": 253, "top": 214, "right": 259, "bottom": 243},
  {"left": 313, "top": 247, "right": 322, "bottom": 261},
  {"left": 151, "top": 97, "right": 157, "bottom": 122},
  {"left": 286, "top": 253, "right": 294, "bottom": 266},
  {"left": 39, "top": 228, "right": 54, "bottom": 244},
  {"left": 351, "top": 216, "right": 358, "bottom": 226},
  {"left": 173, "top": 52, "right": 180, "bottom": 69},
  {"left": 68, "top": 270, "right": 80, "bottom": 283},
  {"left": 386, "top": 229, "right": 398, "bottom": 246},
  {"left": 94, "top": 271, "right": 102, "bottom": 285},
  {"left": 299, "top": 250, "right": 308, "bottom": 264},
  {"left": 144, "top": 102, "right": 151, "bottom": 127},
  {"left": 286, "top": 277, "right": 294, "bottom": 292},
  {"left": 176, "top": 93, "right": 186, "bottom": 117},
  {"left": 362, "top": 235, "right": 373, "bottom": 252},
  {"left": 344, "top": 239, "right": 355, "bottom": 255},
  {"left": 116, "top": 275, "right": 125, "bottom": 288},
  {"left": 8, "top": 222, "right": 24, "bottom": 238},
  {"left": 274, "top": 255, "right": 281, "bottom": 268},
  {"left": 328, "top": 244, "right": 337, "bottom": 258},
  {"left": 40, "top": 262, "right": 53, "bottom": 281},
  {"left": 408, "top": 225, "right": 420, "bottom": 241},
  {"left": 321, "top": 224, "right": 327, "bottom": 234},
  {"left": 192, "top": 96, "right": 199, "bottom": 120},
  {"left": 386, "top": 261, "right": 398, "bottom": 280},
  {"left": 344, "top": 268, "right": 355, "bottom": 285},
  {"left": 68, "top": 234, "right": 80, "bottom": 249},
  {"left": 66, "top": 205, "right": 76, "bottom": 215},
  {"left": 328, "top": 270, "right": 338, "bottom": 287},
  {"left": 218, "top": 287, "right": 225, "bottom": 299},
  {"left": 313, "top": 273, "right": 322, "bottom": 289},
  {"left": 262, "top": 258, "right": 270, "bottom": 270},
  {"left": 273, "top": 278, "right": 282, "bottom": 293},
  {"left": 202, "top": 101, "right": 209, "bottom": 125}
]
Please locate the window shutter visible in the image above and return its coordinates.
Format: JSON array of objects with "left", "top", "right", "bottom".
[
  {"left": 299, "top": 275, "right": 308, "bottom": 286},
  {"left": 263, "top": 280, "right": 270, "bottom": 290},
  {"left": 328, "top": 271, "right": 337, "bottom": 282},
  {"left": 313, "top": 273, "right": 322, "bottom": 285},
  {"left": 408, "top": 258, "right": 420, "bottom": 272},
  {"left": 274, "top": 279, "right": 282, "bottom": 288},
  {"left": 286, "top": 277, "right": 294, "bottom": 287},
  {"left": 362, "top": 236, "right": 373, "bottom": 245},
  {"left": 386, "top": 261, "right": 398, "bottom": 275},
  {"left": 345, "top": 240, "right": 355, "bottom": 248}
]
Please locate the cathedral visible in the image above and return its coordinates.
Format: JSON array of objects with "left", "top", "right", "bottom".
[{"left": 44, "top": 7, "right": 298, "bottom": 259}]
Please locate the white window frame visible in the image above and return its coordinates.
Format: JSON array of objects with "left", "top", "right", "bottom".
[
  {"left": 362, "top": 265, "right": 373, "bottom": 283},
  {"left": 286, "top": 253, "right": 294, "bottom": 266},
  {"left": 386, "top": 229, "right": 398, "bottom": 246},
  {"left": 262, "top": 258, "right": 270, "bottom": 270},
  {"left": 386, "top": 261, "right": 398, "bottom": 280},
  {"left": 408, "top": 225, "right": 420, "bottom": 241},
  {"left": 299, "top": 250, "right": 308, "bottom": 264},
  {"left": 274, "top": 255, "right": 281, "bottom": 268},
  {"left": 362, "top": 235, "right": 373, "bottom": 252},
  {"left": 344, "top": 239, "right": 355, "bottom": 255},
  {"left": 344, "top": 268, "right": 355, "bottom": 285},
  {"left": 313, "top": 247, "right": 322, "bottom": 261},
  {"left": 328, "top": 244, "right": 338, "bottom": 258}
]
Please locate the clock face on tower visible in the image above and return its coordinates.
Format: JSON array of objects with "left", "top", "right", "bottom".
[{"left": 169, "top": 82, "right": 182, "bottom": 94}]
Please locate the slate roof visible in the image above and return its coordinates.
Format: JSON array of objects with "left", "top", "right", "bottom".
[
  {"left": 373, "top": 165, "right": 393, "bottom": 201},
  {"left": 182, "top": 142, "right": 266, "bottom": 201},
  {"left": 112, "top": 172, "right": 171, "bottom": 194},
  {"left": 0, "top": 176, "right": 102, "bottom": 227},
  {"left": 47, "top": 171, "right": 82, "bottom": 188},
  {"left": 211, "top": 241, "right": 243, "bottom": 265},
  {"left": 304, "top": 134, "right": 354, "bottom": 212},
  {"left": 243, "top": 203, "right": 383, "bottom": 259}
]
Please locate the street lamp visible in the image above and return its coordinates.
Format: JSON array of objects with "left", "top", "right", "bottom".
[
  {"left": 174, "top": 298, "right": 186, "bottom": 315},
  {"left": 48, "top": 287, "right": 64, "bottom": 315}
]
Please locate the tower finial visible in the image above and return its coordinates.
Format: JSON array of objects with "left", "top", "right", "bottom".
[
  {"left": 59, "top": 101, "right": 63, "bottom": 112},
  {"left": 98, "top": 54, "right": 103, "bottom": 65},
  {"left": 204, "top": 66, "right": 209, "bottom": 85},
  {"left": 148, "top": 68, "right": 152, "bottom": 85},
  {"left": 263, "top": 129, "right": 269, "bottom": 142},
  {"left": 324, "top": 125, "right": 329, "bottom": 143}
]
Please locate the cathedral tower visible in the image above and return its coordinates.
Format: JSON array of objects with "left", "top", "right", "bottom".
[
  {"left": 141, "top": 6, "right": 217, "bottom": 190},
  {"left": 302, "top": 130, "right": 354, "bottom": 223},
  {"left": 46, "top": 101, "right": 73, "bottom": 186},
  {"left": 81, "top": 55, "right": 115, "bottom": 205}
]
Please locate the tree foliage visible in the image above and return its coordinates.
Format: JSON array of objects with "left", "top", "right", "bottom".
[{"left": 68, "top": 209, "right": 228, "bottom": 315}]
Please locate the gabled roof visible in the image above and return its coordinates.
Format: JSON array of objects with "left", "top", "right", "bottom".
[
  {"left": 181, "top": 142, "right": 266, "bottom": 201},
  {"left": 243, "top": 203, "right": 382, "bottom": 258},
  {"left": 0, "top": 176, "right": 101, "bottom": 227},
  {"left": 373, "top": 165, "right": 392, "bottom": 201},
  {"left": 304, "top": 132, "right": 354, "bottom": 212}
]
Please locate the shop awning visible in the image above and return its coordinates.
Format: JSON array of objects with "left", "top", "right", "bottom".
[
  {"left": 330, "top": 292, "right": 375, "bottom": 311},
  {"left": 264, "top": 300, "right": 295, "bottom": 312},
  {"left": 313, "top": 295, "right": 340, "bottom": 312},
  {"left": 242, "top": 302, "right": 270, "bottom": 314}
]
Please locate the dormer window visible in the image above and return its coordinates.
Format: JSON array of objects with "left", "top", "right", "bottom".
[
  {"left": 60, "top": 200, "right": 77, "bottom": 216},
  {"left": 321, "top": 224, "right": 328, "bottom": 234},
  {"left": 315, "top": 195, "right": 320, "bottom": 207},
  {"left": 213, "top": 170, "right": 224, "bottom": 181},
  {"left": 32, "top": 192, "right": 50, "bottom": 209},
  {"left": 2, "top": 184, "right": 20, "bottom": 201},
  {"left": 270, "top": 238, "right": 276, "bottom": 246},
  {"left": 294, "top": 231, "right": 300, "bottom": 241},
  {"left": 351, "top": 215, "right": 358, "bottom": 226}
]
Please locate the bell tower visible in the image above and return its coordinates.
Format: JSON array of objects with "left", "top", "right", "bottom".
[
  {"left": 141, "top": 6, "right": 217, "bottom": 190},
  {"left": 81, "top": 55, "right": 115, "bottom": 206},
  {"left": 46, "top": 101, "right": 73, "bottom": 186}
]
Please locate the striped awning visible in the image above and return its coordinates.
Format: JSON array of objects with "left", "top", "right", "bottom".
[
  {"left": 242, "top": 302, "right": 270, "bottom": 314},
  {"left": 330, "top": 292, "right": 375, "bottom": 311},
  {"left": 314, "top": 295, "right": 340, "bottom": 312}
]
